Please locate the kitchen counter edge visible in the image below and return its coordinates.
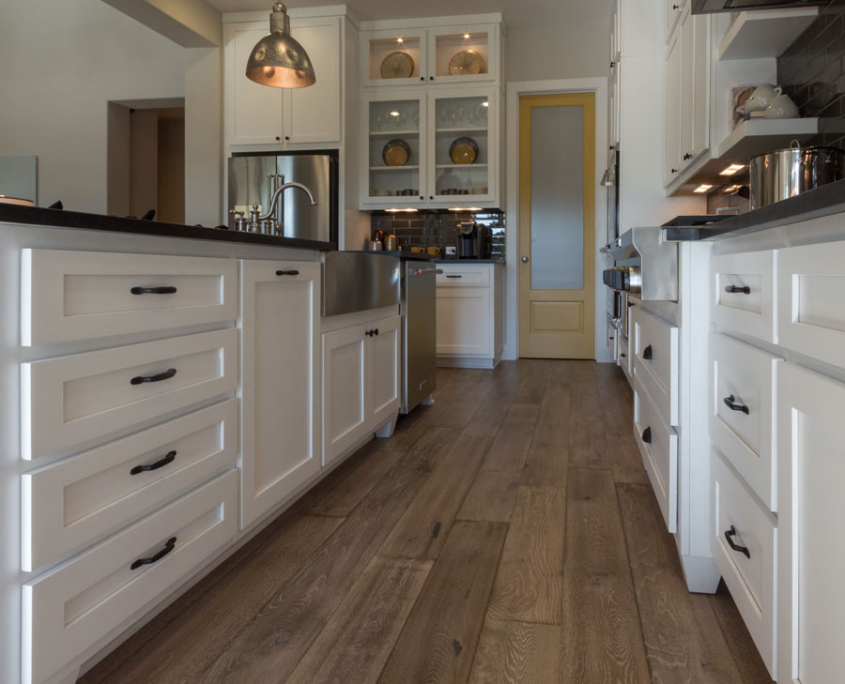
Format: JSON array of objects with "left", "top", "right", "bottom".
[
  {"left": 664, "top": 180, "right": 845, "bottom": 242},
  {"left": 0, "top": 205, "right": 335, "bottom": 251}
]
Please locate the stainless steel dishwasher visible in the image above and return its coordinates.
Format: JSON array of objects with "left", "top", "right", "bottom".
[{"left": 401, "top": 260, "right": 441, "bottom": 414}]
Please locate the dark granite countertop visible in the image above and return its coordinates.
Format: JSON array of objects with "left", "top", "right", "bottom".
[
  {"left": 435, "top": 258, "right": 505, "bottom": 264},
  {"left": 353, "top": 250, "right": 439, "bottom": 261},
  {"left": 664, "top": 180, "right": 845, "bottom": 241},
  {"left": 0, "top": 204, "right": 335, "bottom": 251}
]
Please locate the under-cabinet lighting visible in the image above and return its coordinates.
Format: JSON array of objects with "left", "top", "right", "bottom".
[
  {"left": 722, "top": 184, "right": 740, "bottom": 193},
  {"left": 693, "top": 184, "right": 713, "bottom": 194},
  {"left": 463, "top": 32, "right": 471, "bottom": 39},
  {"left": 720, "top": 163, "right": 746, "bottom": 176},
  {"left": 448, "top": 207, "right": 483, "bottom": 212},
  {"left": 396, "top": 37, "right": 404, "bottom": 43},
  {"left": 385, "top": 208, "right": 418, "bottom": 213},
  {"left": 389, "top": 111, "right": 400, "bottom": 117}
]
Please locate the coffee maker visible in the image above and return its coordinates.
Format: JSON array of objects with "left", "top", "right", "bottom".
[{"left": 455, "top": 220, "right": 492, "bottom": 259}]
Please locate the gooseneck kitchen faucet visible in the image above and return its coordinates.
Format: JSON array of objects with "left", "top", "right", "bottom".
[{"left": 243, "top": 181, "right": 317, "bottom": 234}]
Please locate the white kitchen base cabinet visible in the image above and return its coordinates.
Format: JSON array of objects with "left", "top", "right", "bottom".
[
  {"left": 435, "top": 262, "right": 503, "bottom": 368},
  {"left": 777, "top": 363, "right": 845, "bottom": 684},
  {"left": 22, "top": 470, "right": 238, "bottom": 684},
  {"left": 323, "top": 315, "right": 401, "bottom": 466},
  {"left": 240, "top": 260, "right": 321, "bottom": 529}
]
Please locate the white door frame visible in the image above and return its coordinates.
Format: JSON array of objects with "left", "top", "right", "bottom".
[{"left": 503, "top": 77, "right": 610, "bottom": 362}]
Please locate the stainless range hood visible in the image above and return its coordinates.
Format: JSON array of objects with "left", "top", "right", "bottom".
[{"left": 692, "top": 0, "right": 824, "bottom": 13}]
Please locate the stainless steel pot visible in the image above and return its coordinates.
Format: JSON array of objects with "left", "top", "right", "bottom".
[{"left": 749, "top": 142, "right": 845, "bottom": 209}]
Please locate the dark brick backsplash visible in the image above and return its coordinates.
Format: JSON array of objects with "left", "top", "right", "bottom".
[
  {"left": 778, "top": 0, "right": 845, "bottom": 149},
  {"left": 371, "top": 210, "right": 506, "bottom": 259}
]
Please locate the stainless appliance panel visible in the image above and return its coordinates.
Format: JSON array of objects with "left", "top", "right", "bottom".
[
  {"left": 228, "top": 153, "right": 336, "bottom": 242},
  {"left": 402, "top": 262, "right": 437, "bottom": 414},
  {"left": 322, "top": 252, "right": 400, "bottom": 317}
]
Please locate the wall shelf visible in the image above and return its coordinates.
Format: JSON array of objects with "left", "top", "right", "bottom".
[
  {"left": 718, "top": 9, "right": 819, "bottom": 61},
  {"left": 369, "top": 165, "right": 420, "bottom": 171},
  {"left": 667, "top": 118, "right": 819, "bottom": 195}
]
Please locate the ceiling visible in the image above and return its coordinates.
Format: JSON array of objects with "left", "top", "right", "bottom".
[{"left": 204, "top": 0, "right": 609, "bottom": 28}]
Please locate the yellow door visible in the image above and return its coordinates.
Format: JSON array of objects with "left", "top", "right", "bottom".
[{"left": 519, "top": 93, "right": 596, "bottom": 359}]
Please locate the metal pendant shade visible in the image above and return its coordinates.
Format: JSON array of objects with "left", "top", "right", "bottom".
[{"left": 245, "top": 3, "right": 316, "bottom": 88}]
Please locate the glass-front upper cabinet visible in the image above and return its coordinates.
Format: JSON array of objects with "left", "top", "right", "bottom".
[
  {"left": 360, "top": 23, "right": 500, "bottom": 88},
  {"left": 427, "top": 25, "right": 499, "bottom": 85},
  {"left": 361, "top": 29, "right": 427, "bottom": 88},
  {"left": 428, "top": 88, "right": 498, "bottom": 205},
  {"left": 363, "top": 93, "right": 427, "bottom": 205}
]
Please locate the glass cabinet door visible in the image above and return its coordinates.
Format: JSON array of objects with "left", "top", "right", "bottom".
[
  {"left": 428, "top": 90, "right": 496, "bottom": 204},
  {"left": 361, "top": 29, "right": 427, "bottom": 88},
  {"left": 366, "top": 96, "right": 426, "bottom": 204},
  {"left": 427, "top": 25, "right": 498, "bottom": 85}
]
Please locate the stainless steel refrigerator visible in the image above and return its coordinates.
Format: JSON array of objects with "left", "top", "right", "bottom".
[{"left": 227, "top": 152, "right": 338, "bottom": 243}]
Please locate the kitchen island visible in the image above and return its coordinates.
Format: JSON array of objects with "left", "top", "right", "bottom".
[{"left": 0, "top": 211, "right": 398, "bottom": 684}]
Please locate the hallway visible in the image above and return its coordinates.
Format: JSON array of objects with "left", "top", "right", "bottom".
[{"left": 80, "top": 360, "right": 772, "bottom": 684}]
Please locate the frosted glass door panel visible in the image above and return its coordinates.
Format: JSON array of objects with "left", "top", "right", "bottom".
[{"left": 530, "top": 105, "right": 584, "bottom": 291}]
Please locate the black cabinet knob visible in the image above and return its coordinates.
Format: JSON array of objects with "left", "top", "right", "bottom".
[
  {"left": 429, "top": 76, "right": 434, "bottom": 80},
  {"left": 725, "top": 284, "right": 751, "bottom": 295},
  {"left": 641, "top": 427, "right": 652, "bottom": 444},
  {"left": 275, "top": 136, "right": 281, "bottom": 141},
  {"left": 420, "top": 76, "right": 424, "bottom": 81},
  {"left": 429, "top": 195, "right": 434, "bottom": 200},
  {"left": 643, "top": 344, "right": 653, "bottom": 360},
  {"left": 420, "top": 196, "right": 424, "bottom": 200},
  {"left": 285, "top": 136, "right": 290, "bottom": 141},
  {"left": 671, "top": 168, "right": 678, "bottom": 174}
]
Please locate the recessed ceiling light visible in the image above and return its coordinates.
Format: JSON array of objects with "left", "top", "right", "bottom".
[
  {"left": 720, "top": 163, "right": 746, "bottom": 176},
  {"left": 693, "top": 184, "right": 713, "bottom": 194},
  {"left": 389, "top": 111, "right": 400, "bottom": 117},
  {"left": 396, "top": 37, "right": 404, "bottom": 43}
]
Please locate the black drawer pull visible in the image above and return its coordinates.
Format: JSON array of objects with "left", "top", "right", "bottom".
[
  {"left": 723, "top": 394, "right": 750, "bottom": 414},
  {"left": 365, "top": 329, "right": 381, "bottom": 337},
  {"left": 725, "top": 284, "right": 751, "bottom": 295},
  {"left": 131, "top": 537, "right": 177, "bottom": 570},
  {"left": 446, "top": 275, "right": 462, "bottom": 279},
  {"left": 276, "top": 269, "right": 300, "bottom": 276},
  {"left": 643, "top": 344, "right": 653, "bottom": 360},
  {"left": 130, "top": 451, "right": 176, "bottom": 475},
  {"left": 724, "top": 526, "right": 750, "bottom": 558},
  {"left": 131, "top": 368, "right": 177, "bottom": 385},
  {"left": 130, "top": 286, "right": 177, "bottom": 295},
  {"left": 641, "top": 426, "right": 652, "bottom": 444},
  {"left": 374, "top": 328, "right": 379, "bottom": 336}
]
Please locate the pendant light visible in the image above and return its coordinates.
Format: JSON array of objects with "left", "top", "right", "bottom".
[{"left": 245, "top": 3, "right": 316, "bottom": 88}]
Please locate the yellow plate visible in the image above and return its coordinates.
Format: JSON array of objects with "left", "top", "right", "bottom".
[
  {"left": 448, "top": 50, "right": 484, "bottom": 76},
  {"left": 450, "top": 144, "right": 477, "bottom": 165}
]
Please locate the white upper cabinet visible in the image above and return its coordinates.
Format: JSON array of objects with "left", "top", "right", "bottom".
[
  {"left": 666, "top": 0, "right": 683, "bottom": 42},
  {"left": 360, "top": 86, "right": 499, "bottom": 209},
  {"left": 664, "top": 5, "right": 710, "bottom": 186},
  {"left": 360, "top": 22, "right": 501, "bottom": 88},
  {"left": 225, "top": 16, "right": 342, "bottom": 147}
]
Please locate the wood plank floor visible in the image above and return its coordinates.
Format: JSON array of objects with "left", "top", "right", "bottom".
[{"left": 80, "top": 360, "right": 772, "bottom": 684}]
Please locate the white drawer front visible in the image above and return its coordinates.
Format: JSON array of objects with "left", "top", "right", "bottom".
[
  {"left": 22, "top": 469, "right": 238, "bottom": 684},
  {"left": 710, "top": 333, "right": 780, "bottom": 511},
  {"left": 436, "top": 265, "right": 491, "bottom": 288},
  {"left": 711, "top": 250, "right": 776, "bottom": 343},
  {"left": 634, "top": 388, "right": 678, "bottom": 533},
  {"left": 711, "top": 450, "right": 777, "bottom": 678},
  {"left": 633, "top": 307, "right": 679, "bottom": 426},
  {"left": 22, "top": 400, "right": 239, "bottom": 572},
  {"left": 22, "top": 249, "right": 238, "bottom": 346},
  {"left": 778, "top": 240, "right": 845, "bottom": 370},
  {"left": 22, "top": 329, "right": 239, "bottom": 461}
]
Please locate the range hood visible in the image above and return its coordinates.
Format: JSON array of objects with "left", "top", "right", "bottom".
[{"left": 692, "top": 0, "right": 825, "bottom": 13}]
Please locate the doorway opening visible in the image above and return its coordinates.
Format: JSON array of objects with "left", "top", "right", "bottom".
[
  {"left": 107, "top": 98, "right": 185, "bottom": 223},
  {"left": 518, "top": 92, "right": 596, "bottom": 359}
]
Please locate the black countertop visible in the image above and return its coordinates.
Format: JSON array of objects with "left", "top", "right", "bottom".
[
  {"left": 664, "top": 180, "right": 845, "bottom": 241},
  {"left": 435, "top": 258, "right": 505, "bottom": 264},
  {"left": 0, "top": 204, "right": 336, "bottom": 251}
]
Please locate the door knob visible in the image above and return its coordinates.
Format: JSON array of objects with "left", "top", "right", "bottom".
[{"left": 521, "top": 256, "right": 529, "bottom": 263}]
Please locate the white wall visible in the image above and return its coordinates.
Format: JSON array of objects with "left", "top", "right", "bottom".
[
  {"left": 506, "top": 7, "right": 614, "bottom": 83},
  {"left": 0, "top": 0, "right": 186, "bottom": 214}
]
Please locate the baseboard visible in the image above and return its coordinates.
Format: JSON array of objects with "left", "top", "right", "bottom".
[
  {"left": 679, "top": 553, "right": 721, "bottom": 594},
  {"left": 436, "top": 355, "right": 499, "bottom": 369}
]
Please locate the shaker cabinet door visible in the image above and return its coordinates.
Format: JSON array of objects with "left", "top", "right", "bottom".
[
  {"left": 777, "top": 364, "right": 845, "bottom": 684},
  {"left": 286, "top": 17, "right": 342, "bottom": 144},
  {"left": 226, "top": 25, "right": 284, "bottom": 145},
  {"left": 240, "top": 260, "right": 321, "bottom": 528},
  {"left": 323, "top": 323, "right": 369, "bottom": 465}
]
